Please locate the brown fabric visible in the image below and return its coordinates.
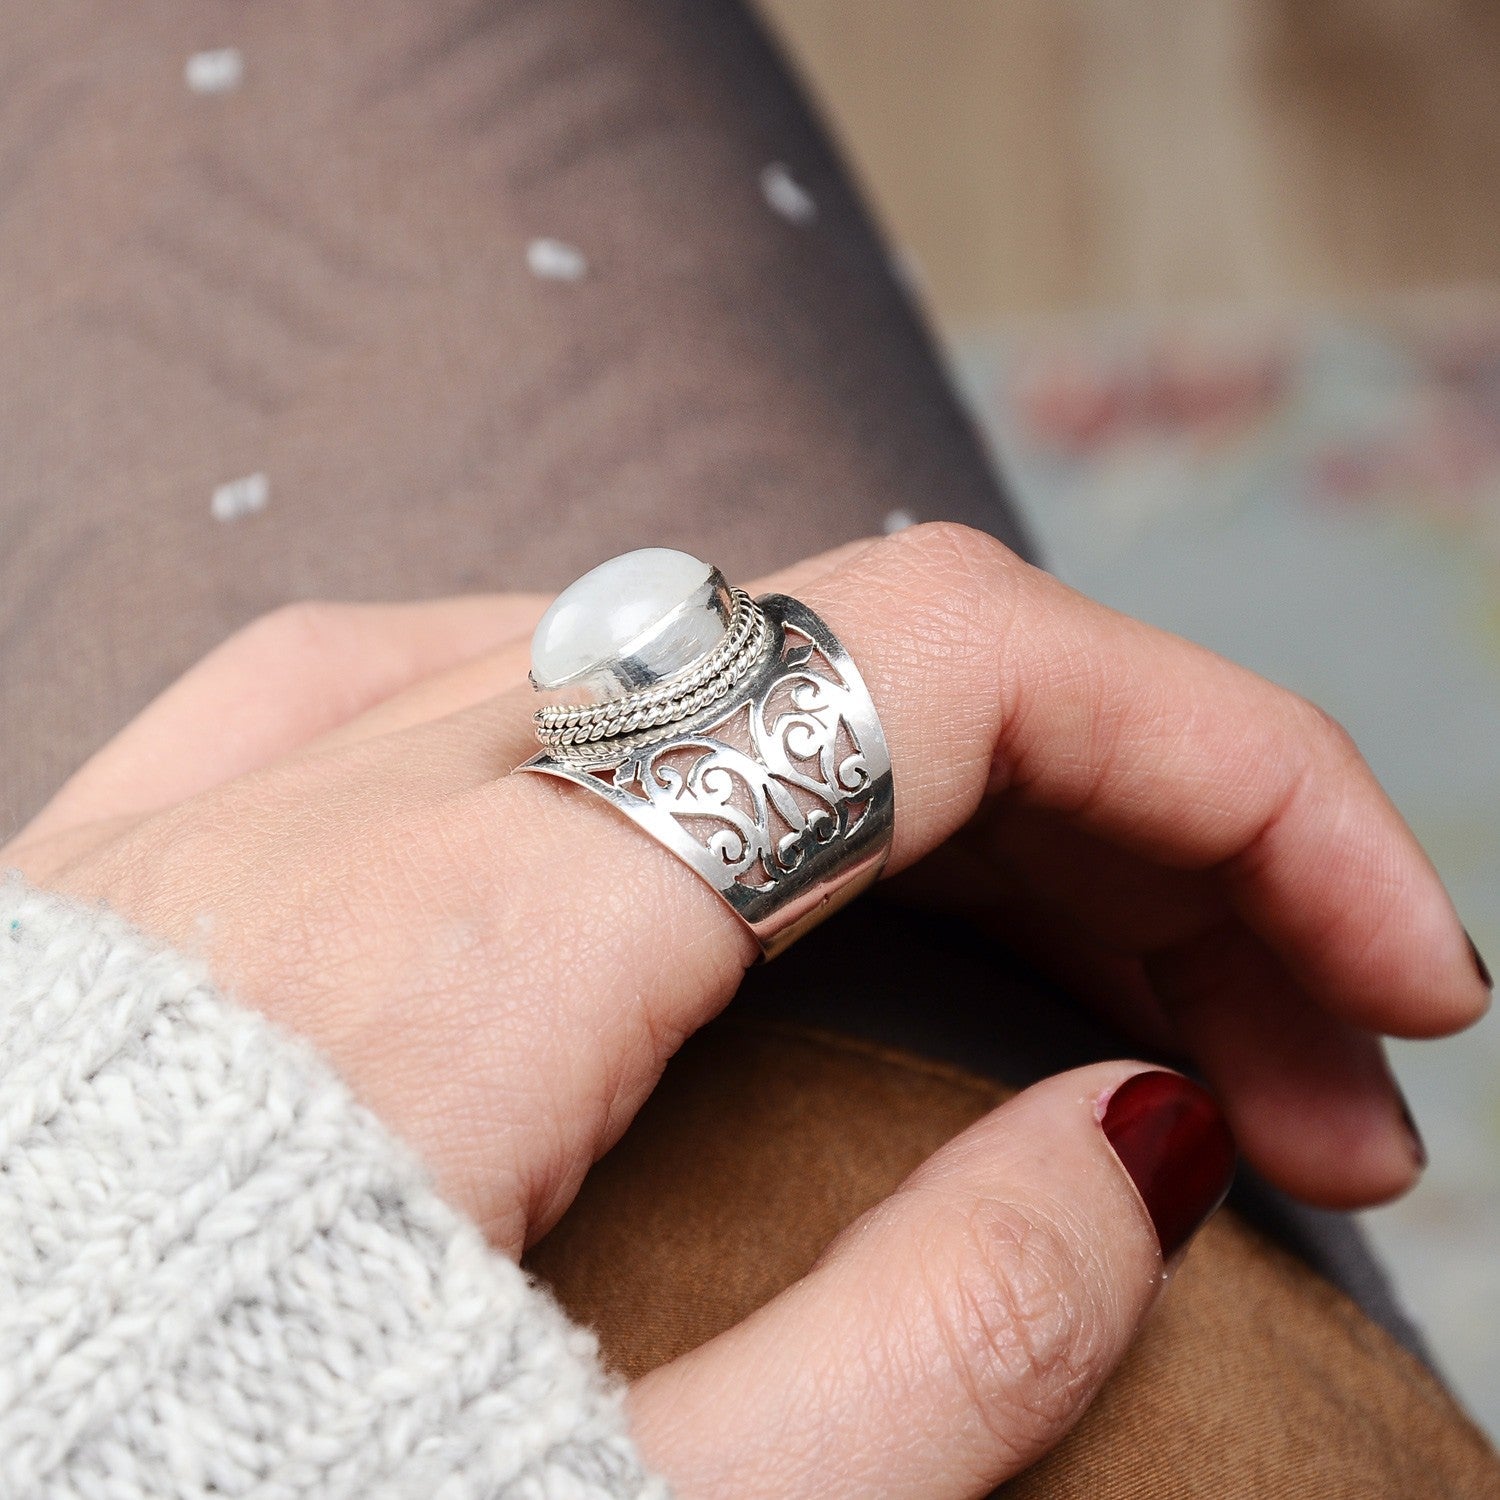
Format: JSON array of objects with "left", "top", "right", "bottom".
[{"left": 529, "top": 1020, "right": 1500, "bottom": 1498}]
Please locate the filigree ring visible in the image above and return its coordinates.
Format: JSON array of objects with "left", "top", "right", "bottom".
[{"left": 515, "top": 548, "right": 895, "bottom": 959}]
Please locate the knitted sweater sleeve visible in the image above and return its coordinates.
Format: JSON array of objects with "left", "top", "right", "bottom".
[{"left": 0, "top": 877, "right": 669, "bottom": 1500}]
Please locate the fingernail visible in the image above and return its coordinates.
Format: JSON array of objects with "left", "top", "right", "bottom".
[
  {"left": 1465, "top": 928, "right": 1493, "bottom": 991},
  {"left": 1397, "top": 1091, "right": 1428, "bottom": 1172},
  {"left": 1099, "top": 1071, "right": 1236, "bottom": 1261}
]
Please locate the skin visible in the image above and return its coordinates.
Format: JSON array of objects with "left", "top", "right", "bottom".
[{"left": 3, "top": 523, "right": 1487, "bottom": 1497}]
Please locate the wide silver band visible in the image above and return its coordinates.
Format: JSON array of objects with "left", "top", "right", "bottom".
[{"left": 517, "top": 593, "right": 894, "bottom": 959}]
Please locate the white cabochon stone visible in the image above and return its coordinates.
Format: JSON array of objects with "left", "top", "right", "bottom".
[{"left": 531, "top": 547, "right": 721, "bottom": 691}]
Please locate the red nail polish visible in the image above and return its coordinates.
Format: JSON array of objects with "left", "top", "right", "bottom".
[
  {"left": 1465, "top": 928, "right": 1493, "bottom": 991},
  {"left": 1099, "top": 1071, "right": 1236, "bottom": 1261},
  {"left": 1398, "top": 1095, "right": 1428, "bottom": 1172}
]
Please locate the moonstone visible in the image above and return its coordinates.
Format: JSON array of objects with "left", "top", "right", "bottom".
[{"left": 530, "top": 548, "right": 724, "bottom": 696}]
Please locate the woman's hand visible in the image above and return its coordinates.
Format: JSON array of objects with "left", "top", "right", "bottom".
[{"left": 3, "top": 523, "right": 1486, "bottom": 1496}]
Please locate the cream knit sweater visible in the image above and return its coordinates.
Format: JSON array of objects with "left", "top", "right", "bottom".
[{"left": 0, "top": 877, "right": 668, "bottom": 1499}]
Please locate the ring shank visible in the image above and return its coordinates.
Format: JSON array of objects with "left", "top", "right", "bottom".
[{"left": 516, "top": 594, "right": 895, "bottom": 960}]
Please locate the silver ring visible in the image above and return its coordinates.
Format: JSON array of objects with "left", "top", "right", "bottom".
[{"left": 515, "top": 548, "right": 894, "bottom": 959}]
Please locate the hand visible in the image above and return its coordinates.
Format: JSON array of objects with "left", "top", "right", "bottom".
[{"left": 4, "top": 524, "right": 1486, "bottom": 1496}]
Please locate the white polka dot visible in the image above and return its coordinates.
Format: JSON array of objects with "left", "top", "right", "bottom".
[
  {"left": 526, "top": 238, "right": 589, "bottom": 282},
  {"left": 185, "top": 48, "right": 244, "bottom": 95},
  {"left": 211, "top": 472, "right": 269, "bottom": 523},
  {"left": 760, "top": 162, "right": 817, "bottom": 228}
]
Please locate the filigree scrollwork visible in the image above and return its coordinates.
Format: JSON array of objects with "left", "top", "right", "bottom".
[
  {"left": 520, "top": 594, "right": 894, "bottom": 958},
  {"left": 602, "top": 622, "right": 874, "bottom": 892}
]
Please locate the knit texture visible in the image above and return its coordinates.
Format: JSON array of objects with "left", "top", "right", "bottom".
[{"left": 0, "top": 877, "right": 669, "bottom": 1500}]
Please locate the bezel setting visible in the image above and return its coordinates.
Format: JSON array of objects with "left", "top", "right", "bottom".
[{"left": 533, "top": 585, "right": 767, "bottom": 751}]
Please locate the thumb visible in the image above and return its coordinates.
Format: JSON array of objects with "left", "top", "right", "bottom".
[{"left": 627, "top": 1063, "right": 1235, "bottom": 1499}]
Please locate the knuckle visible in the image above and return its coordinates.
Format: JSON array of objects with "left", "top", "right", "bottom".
[
  {"left": 921, "top": 1197, "right": 1105, "bottom": 1447},
  {"left": 873, "top": 522, "right": 1028, "bottom": 684},
  {"left": 1282, "top": 692, "right": 1363, "bottom": 772},
  {"left": 1307, "top": 699, "right": 1361, "bottom": 762},
  {"left": 883, "top": 520, "right": 1022, "bottom": 595}
]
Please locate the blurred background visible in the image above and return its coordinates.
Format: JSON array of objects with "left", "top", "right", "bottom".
[{"left": 757, "top": 0, "right": 1500, "bottom": 1438}]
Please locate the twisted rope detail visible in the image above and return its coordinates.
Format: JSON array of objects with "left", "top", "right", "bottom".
[{"left": 533, "top": 589, "right": 767, "bottom": 748}]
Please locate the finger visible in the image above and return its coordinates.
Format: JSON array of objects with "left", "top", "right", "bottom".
[
  {"left": 391, "top": 524, "right": 1478, "bottom": 1222},
  {"left": 891, "top": 835, "right": 1183, "bottom": 1052},
  {"left": 900, "top": 861, "right": 1415, "bottom": 1202},
  {"left": 19, "top": 595, "right": 546, "bottom": 841},
  {"left": 916, "top": 809, "right": 1419, "bottom": 1200},
  {"left": 850, "top": 526, "right": 1484, "bottom": 1039},
  {"left": 967, "top": 802, "right": 1230, "bottom": 954},
  {"left": 629, "top": 1062, "right": 1235, "bottom": 1500},
  {"left": 1146, "top": 924, "right": 1423, "bottom": 1205}
]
